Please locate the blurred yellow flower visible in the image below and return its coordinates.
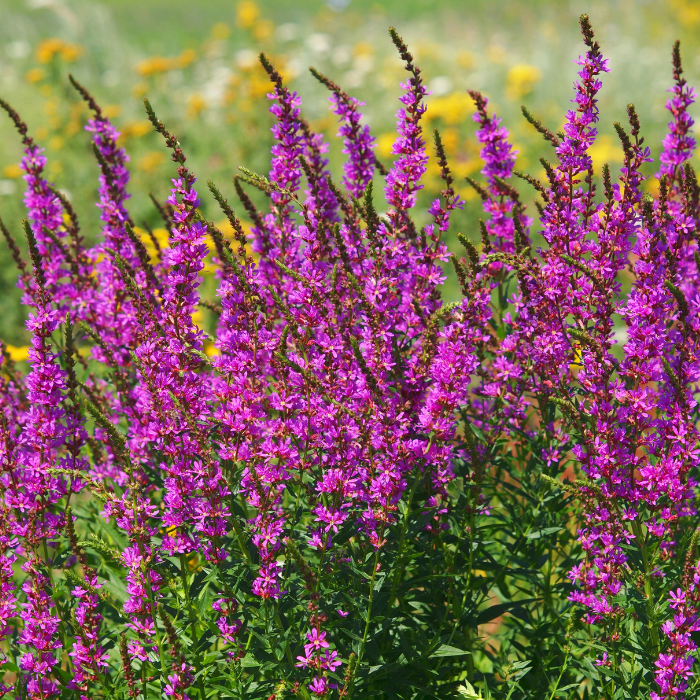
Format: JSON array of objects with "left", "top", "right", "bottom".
[
  {"left": 353, "top": 42, "right": 374, "bottom": 58},
  {"left": 49, "top": 136, "right": 64, "bottom": 151},
  {"left": 377, "top": 132, "right": 395, "bottom": 158},
  {"left": 216, "top": 218, "right": 256, "bottom": 259},
  {"left": 569, "top": 343, "right": 582, "bottom": 377},
  {"left": 451, "top": 159, "right": 481, "bottom": 180},
  {"left": 36, "top": 38, "right": 83, "bottom": 63},
  {"left": 187, "top": 93, "right": 207, "bottom": 119},
  {"left": 65, "top": 103, "right": 83, "bottom": 136},
  {"left": 178, "top": 49, "right": 196, "bottom": 68},
  {"left": 138, "top": 151, "right": 165, "bottom": 173},
  {"left": 204, "top": 340, "right": 220, "bottom": 358},
  {"left": 425, "top": 92, "right": 476, "bottom": 125},
  {"left": 237, "top": 0, "right": 260, "bottom": 29},
  {"left": 588, "top": 134, "right": 622, "bottom": 172},
  {"left": 120, "top": 121, "right": 152, "bottom": 140},
  {"left": 25, "top": 68, "right": 45, "bottom": 84},
  {"left": 441, "top": 128, "right": 459, "bottom": 152},
  {"left": 3, "top": 165, "right": 23, "bottom": 179},
  {"left": 486, "top": 45, "right": 507, "bottom": 64},
  {"left": 458, "top": 185, "right": 479, "bottom": 202},
  {"left": 415, "top": 40, "right": 440, "bottom": 61},
  {"left": 61, "top": 44, "right": 83, "bottom": 62},
  {"left": 103, "top": 105, "right": 122, "bottom": 119},
  {"left": 254, "top": 20, "right": 274, "bottom": 42},
  {"left": 43, "top": 97, "right": 60, "bottom": 116},
  {"left": 670, "top": 0, "right": 700, "bottom": 25},
  {"left": 457, "top": 50, "right": 475, "bottom": 69},
  {"left": 192, "top": 307, "right": 204, "bottom": 326},
  {"left": 506, "top": 64, "right": 542, "bottom": 100},
  {"left": 36, "top": 127, "right": 49, "bottom": 140},
  {"left": 212, "top": 22, "right": 231, "bottom": 40},
  {"left": 645, "top": 177, "right": 660, "bottom": 196},
  {"left": 135, "top": 226, "right": 169, "bottom": 260},
  {"left": 132, "top": 82, "right": 149, "bottom": 97},
  {"left": 249, "top": 72, "right": 272, "bottom": 98},
  {"left": 137, "top": 49, "right": 196, "bottom": 76},
  {"left": 5, "top": 345, "right": 29, "bottom": 362},
  {"left": 137, "top": 56, "right": 172, "bottom": 76}
]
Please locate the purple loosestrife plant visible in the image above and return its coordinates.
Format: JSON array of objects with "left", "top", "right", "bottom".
[{"left": 2, "top": 14, "right": 700, "bottom": 700}]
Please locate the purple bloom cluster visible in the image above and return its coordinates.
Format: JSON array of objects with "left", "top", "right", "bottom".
[
  {"left": 460, "top": 19, "right": 700, "bottom": 699},
  {"left": 2, "top": 15, "right": 700, "bottom": 700}
]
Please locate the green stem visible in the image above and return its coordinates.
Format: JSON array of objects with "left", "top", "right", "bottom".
[
  {"left": 350, "top": 549, "right": 380, "bottom": 699},
  {"left": 631, "top": 518, "right": 659, "bottom": 655},
  {"left": 546, "top": 644, "right": 570, "bottom": 700},
  {"left": 231, "top": 515, "right": 252, "bottom": 564},
  {"left": 386, "top": 469, "right": 422, "bottom": 610},
  {"left": 180, "top": 555, "right": 207, "bottom": 700},
  {"left": 144, "top": 571, "right": 169, "bottom": 682}
]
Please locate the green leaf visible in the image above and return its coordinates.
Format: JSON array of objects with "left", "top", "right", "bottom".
[
  {"left": 475, "top": 598, "right": 537, "bottom": 625},
  {"left": 468, "top": 423, "right": 486, "bottom": 443},
  {"left": 457, "top": 681, "right": 483, "bottom": 698},
  {"left": 240, "top": 653, "right": 260, "bottom": 667},
  {"left": 431, "top": 644, "right": 471, "bottom": 658},
  {"left": 525, "top": 526, "right": 564, "bottom": 539}
]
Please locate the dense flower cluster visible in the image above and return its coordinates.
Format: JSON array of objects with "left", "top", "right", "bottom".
[{"left": 1, "top": 14, "right": 700, "bottom": 700}]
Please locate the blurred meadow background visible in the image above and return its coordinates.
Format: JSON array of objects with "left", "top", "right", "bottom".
[{"left": 1, "top": 0, "right": 699, "bottom": 352}]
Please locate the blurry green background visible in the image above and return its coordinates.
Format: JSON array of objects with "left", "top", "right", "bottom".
[{"left": 1, "top": 0, "right": 699, "bottom": 348}]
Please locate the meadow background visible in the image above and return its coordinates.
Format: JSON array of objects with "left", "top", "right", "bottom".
[{"left": 1, "top": 0, "right": 699, "bottom": 350}]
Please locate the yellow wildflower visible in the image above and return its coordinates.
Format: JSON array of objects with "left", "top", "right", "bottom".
[
  {"left": 177, "top": 49, "right": 196, "bottom": 69},
  {"left": 569, "top": 343, "right": 582, "bottom": 378},
  {"left": 506, "top": 64, "right": 542, "bottom": 101},
  {"left": 37, "top": 38, "right": 64, "bottom": 63},
  {"left": 254, "top": 20, "right": 274, "bottom": 42},
  {"left": 457, "top": 50, "right": 475, "bottom": 69},
  {"left": 486, "top": 45, "right": 507, "bottom": 64},
  {"left": 204, "top": 340, "right": 220, "bottom": 358},
  {"left": 3, "top": 165, "right": 22, "bottom": 179},
  {"left": 192, "top": 307, "right": 204, "bottom": 326},
  {"left": 25, "top": 68, "right": 45, "bottom": 84},
  {"left": 377, "top": 132, "right": 395, "bottom": 158},
  {"left": 186, "top": 94, "right": 207, "bottom": 120},
  {"left": 60, "top": 43, "right": 83, "bottom": 62},
  {"left": 120, "top": 121, "right": 152, "bottom": 140},
  {"left": 137, "top": 151, "right": 165, "bottom": 174},
  {"left": 137, "top": 50, "right": 196, "bottom": 76},
  {"left": 5, "top": 345, "right": 29, "bottom": 362},
  {"left": 353, "top": 42, "right": 374, "bottom": 58},
  {"left": 43, "top": 97, "right": 60, "bottom": 116},
  {"left": 103, "top": 105, "right": 122, "bottom": 119},
  {"left": 212, "top": 22, "right": 231, "bottom": 40},
  {"left": 237, "top": 0, "right": 260, "bottom": 29},
  {"left": 249, "top": 71, "right": 272, "bottom": 98},
  {"left": 136, "top": 56, "right": 172, "bottom": 76},
  {"left": 425, "top": 92, "right": 476, "bottom": 125},
  {"left": 669, "top": 0, "right": 700, "bottom": 25},
  {"left": 36, "top": 38, "right": 83, "bottom": 63},
  {"left": 137, "top": 227, "right": 169, "bottom": 261},
  {"left": 587, "top": 134, "right": 622, "bottom": 173}
]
